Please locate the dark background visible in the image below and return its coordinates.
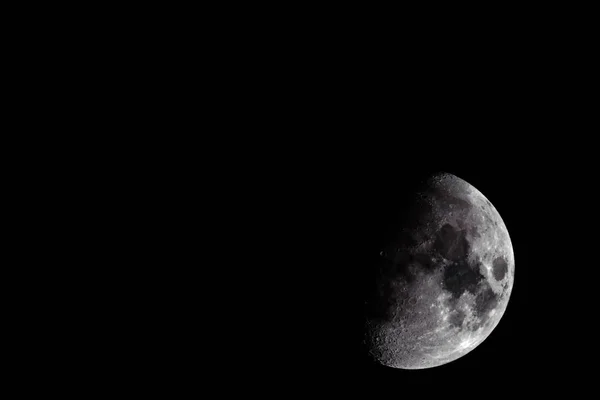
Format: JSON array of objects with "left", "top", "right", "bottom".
[{"left": 12, "top": 6, "right": 597, "bottom": 393}]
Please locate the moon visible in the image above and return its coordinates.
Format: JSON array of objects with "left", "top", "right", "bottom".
[{"left": 364, "top": 172, "right": 514, "bottom": 369}]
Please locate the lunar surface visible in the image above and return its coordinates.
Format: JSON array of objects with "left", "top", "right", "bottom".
[{"left": 364, "top": 172, "right": 514, "bottom": 369}]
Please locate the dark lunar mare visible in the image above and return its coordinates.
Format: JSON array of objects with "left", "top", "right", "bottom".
[
  {"left": 474, "top": 285, "right": 499, "bottom": 319},
  {"left": 434, "top": 223, "right": 470, "bottom": 261},
  {"left": 492, "top": 257, "right": 508, "bottom": 280},
  {"left": 443, "top": 260, "right": 483, "bottom": 298},
  {"left": 448, "top": 309, "right": 466, "bottom": 328},
  {"left": 434, "top": 221, "right": 499, "bottom": 331}
]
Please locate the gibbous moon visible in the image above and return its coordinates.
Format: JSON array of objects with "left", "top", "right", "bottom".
[{"left": 364, "top": 172, "right": 514, "bottom": 369}]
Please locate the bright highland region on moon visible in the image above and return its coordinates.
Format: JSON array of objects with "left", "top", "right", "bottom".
[{"left": 365, "top": 172, "right": 514, "bottom": 369}]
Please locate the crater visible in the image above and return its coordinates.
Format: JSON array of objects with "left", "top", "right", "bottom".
[{"left": 492, "top": 257, "right": 508, "bottom": 281}]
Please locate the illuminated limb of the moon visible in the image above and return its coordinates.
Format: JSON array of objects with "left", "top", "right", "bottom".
[{"left": 365, "top": 173, "right": 514, "bottom": 369}]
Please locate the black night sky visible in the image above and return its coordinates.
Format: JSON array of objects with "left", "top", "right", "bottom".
[{"left": 33, "top": 7, "right": 597, "bottom": 395}]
